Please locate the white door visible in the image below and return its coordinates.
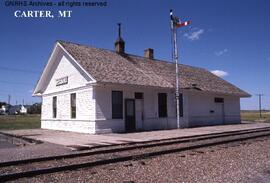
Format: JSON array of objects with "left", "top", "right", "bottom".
[
  {"left": 135, "top": 100, "right": 143, "bottom": 130},
  {"left": 215, "top": 103, "right": 225, "bottom": 125}
]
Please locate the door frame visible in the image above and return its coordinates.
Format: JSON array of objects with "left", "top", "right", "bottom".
[
  {"left": 135, "top": 92, "right": 144, "bottom": 131},
  {"left": 214, "top": 97, "right": 225, "bottom": 125},
  {"left": 221, "top": 103, "right": 225, "bottom": 124}
]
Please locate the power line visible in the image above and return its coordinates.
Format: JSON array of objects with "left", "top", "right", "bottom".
[
  {"left": 0, "top": 80, "right": 35, "bottom": 86},
  {"left": 0, "top": 66, "right": 40, "bottom": 74},
  {"left": 0, "top": 91, "right": 33, "bottom": 97},
  {"left": 0, "top": 88, "right": 32, "bottom": 93}
]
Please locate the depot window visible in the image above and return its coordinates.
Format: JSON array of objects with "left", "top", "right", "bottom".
[
  {"left": 158, "top": 93, "right": 167, "bottom": 118},
  {"left": 215, "top": 97, "right": 224, "bottom": 103},
  {"left": 71, "top": 93, "right": 76, "bottom": 119},
  {"left": 179, "top": 93, "right": 184, "bottom": 117},
  {"left": 52, "top": 96, "right": 57, "bottom": 118},
  {"left": 112, "top": 91, "right": 123, "bottom": 119}
]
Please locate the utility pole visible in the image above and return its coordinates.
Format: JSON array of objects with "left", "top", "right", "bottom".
[
  {"left": 171, "top": 11, "right": 180, "bottom": 129},
  {"left": 8, "top": 95, "right": 11, "bottom": 105},
  {"left": 8, "top": 95, "right": 11, "bottom": 112},
  {"left": 170, "top": 10, "right": 191, "bottom": 128},
  {"left": 256, "top": 94, "right": 263, "bottom": 118}
]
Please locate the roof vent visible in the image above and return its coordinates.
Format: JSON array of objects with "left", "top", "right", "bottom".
[
  {"left": 144, "top": 48, "right": 154, "bottom": 59},
  {"left": 115, "top": 23, "right": 125, "bottom": 54},
  {"left": 191, "top": 84, "right": 202, "bottom": 91}
]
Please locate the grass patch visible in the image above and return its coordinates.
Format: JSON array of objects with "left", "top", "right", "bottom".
[
  {"left": 0, "top": 114, "right": 41, "bottom": 130},
  {"left": 241, "top": 111, "right": 270, "bottom": 123}
]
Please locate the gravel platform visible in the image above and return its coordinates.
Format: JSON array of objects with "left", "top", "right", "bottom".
[
  {"left": 3, "top": 123, "right": 270, "bottom": 149},
  {"left": 12, "top": 136, "right": 270, "bottom": 183},
  {"left": 0, "top": 142, "right": 71, "bottom": 163}
]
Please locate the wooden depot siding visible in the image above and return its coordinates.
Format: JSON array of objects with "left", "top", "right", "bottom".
[
  {"left": 224, "top": 97, "right": 241, "bottom": 123},
  {"left": 43, "top": 49, "right": 89, "bottom": 95},
  {"left": 41, "top": 88, "right": 95, "bottom": 133},
  {"left": 94, "top": 84, "right": 189, "bottom": 133},
  {"left": 187, "top": 91, "right": 241, "bottom": 127},
  {"left": 40, "top": 48, "right": 96, "bottom": 133},
  {"left": 33, "top": 40, "right": 249, "bottom": 134}
]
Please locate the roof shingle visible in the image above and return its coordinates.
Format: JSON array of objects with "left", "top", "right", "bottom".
[{"left": 59, "top": 41, "right": 250, "bottom": 97}]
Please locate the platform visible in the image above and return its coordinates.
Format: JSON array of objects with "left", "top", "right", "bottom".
[
  {"left": 2, "top": 122, "right": 270, "bottom": 148},
  {"left": 1, "top": 122, "right": 270, "bottom": 162}
]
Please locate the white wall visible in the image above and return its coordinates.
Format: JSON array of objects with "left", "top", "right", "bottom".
[
  {"left": 39, "top": 46, "right": 241, "bottom": 134},
  {"left": 224, "top": 96, "right": 241, "bottom": 124},
  {"left": 41, "top": 80, "right": 241, "bottom": 133},
  {"left": 94, "top": 84, "right": 188, "bottom": 133},
  {"left": 187, "top": 91, "right": 241, "bottom": 127},
  {"left": 41, "top": 49, "right": 96, "bottom": 133},
  {"left": 41, "top": 87, "right": 95, "bottom": 133},
  {"left": 43, "top": 50, "right": 90, "bottom": 95}
]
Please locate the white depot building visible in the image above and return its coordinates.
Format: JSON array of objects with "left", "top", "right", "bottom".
[{"left": 33, "top": 29, "right": 250, "bottom": 134}]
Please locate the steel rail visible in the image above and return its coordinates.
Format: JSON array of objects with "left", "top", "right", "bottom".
[
  {"left": 1, "top": 127, "right": 270, "bottom": 168},
  {"left": 1, "top": 130, "right": 270, "bottom": 181}
]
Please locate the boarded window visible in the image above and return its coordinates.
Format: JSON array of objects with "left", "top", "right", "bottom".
[
  {"left": 135, "top": 92, "right": 143, "bottom": 99},
  {"left": 52, "top": 96, "right": 57, "bottom": 118},
  {"left": 71, "top": 93, "right": 76, "bottom": 119},
  {"left": 112, "top": 91, "right": 123, "bottom": 119},
  {"left": 179, "top": 93, "right": 184, "bottom": 117},
  {"left": 215, "top": 97, "right": 224, "bottom": 103},
  {"left": 158, "top": 93, "right": 167, "bottom": 118}
]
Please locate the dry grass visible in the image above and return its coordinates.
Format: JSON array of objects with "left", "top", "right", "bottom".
[
  {"left": 0, "top": 114, "right": 41, "bottom": 130},
  {"left": 241, "top": 111, "right": 270, "bottom": 123},
  {"left": 0, "top": 111, "right": 268, "bottom": 130}
]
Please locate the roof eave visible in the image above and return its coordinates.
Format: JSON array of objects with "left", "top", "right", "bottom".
[
  {"left": 32, "top": 42, "right": 60, "bottom": 96},
  {"left": 57, "top": 41, "right": 97, "bottom": 83},
  {"left": 33, "top": 41, "right": 97, "bottom": 96}
]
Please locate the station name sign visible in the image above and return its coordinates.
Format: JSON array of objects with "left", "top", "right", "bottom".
[
  {"left": 4, "top": 1, "right": 108, "bottom": 19},
  {"left": 56, "top": 76, "right": 68, "bottom": 86}
]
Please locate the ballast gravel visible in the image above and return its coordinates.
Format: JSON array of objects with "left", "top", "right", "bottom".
[{"left": 12, "top": 136, "right": 270, "bottom": 183}]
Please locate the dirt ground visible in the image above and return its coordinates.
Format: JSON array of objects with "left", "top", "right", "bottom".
[{"left": 14, "top": 136, "right": 270, "bottom": 183}]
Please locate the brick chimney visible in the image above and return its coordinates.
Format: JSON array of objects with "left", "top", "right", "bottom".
[
  {"left": 115, "top": 23, "right": 125, "bottom": 54},
  {"left": 144, "top": 48, "right": 154, "bottom": 59}
]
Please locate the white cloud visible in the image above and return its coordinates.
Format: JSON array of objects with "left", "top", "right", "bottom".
[
  {"left": 211, "top": 70, "right": 228, "bottom": 77},
  {"left": 184, "top": 29, "right": 204, "bottom": 41},
  {"left": 215, "top": 49, "right": 228, "bottom": 56}
]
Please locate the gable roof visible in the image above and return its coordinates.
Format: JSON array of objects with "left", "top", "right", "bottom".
[{"left": 56, "top": 40, "right": 250, "bottom": 97}]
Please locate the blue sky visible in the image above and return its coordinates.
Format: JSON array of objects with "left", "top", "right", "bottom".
[{"left": 0, "top": 0, "right": 269, "bottom": 109}]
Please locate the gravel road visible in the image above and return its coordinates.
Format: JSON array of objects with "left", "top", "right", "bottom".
[{"left": 12, "top": 136, "right": 270, "bottom": 183}]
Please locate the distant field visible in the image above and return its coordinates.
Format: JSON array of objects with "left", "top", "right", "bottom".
[
  {"left": 0, "top": 112, "right": 268, "bottom": 131},
  {"left": 0, "top": 114, "right": 41, "bottom": 130},
  {"left": 241, "top": 111, "right": 270, "bottom": 123}
]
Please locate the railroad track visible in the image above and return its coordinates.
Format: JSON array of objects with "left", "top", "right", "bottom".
[{"left": 1, "top": 127, "right": 270, "bottom": 182}]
